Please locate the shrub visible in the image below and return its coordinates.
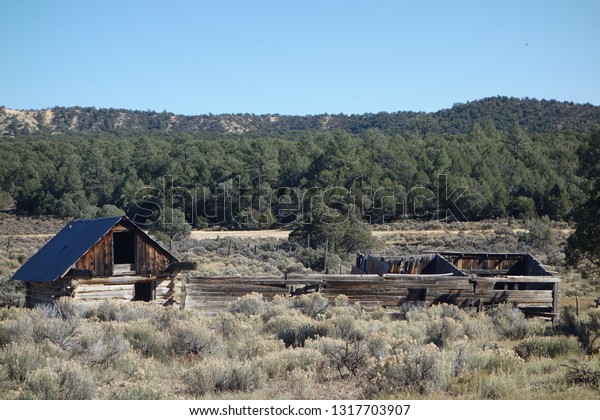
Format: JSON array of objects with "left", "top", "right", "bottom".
[
  {"left": 33, "top": 316, "right": 81, "bottom": 350},
  {"left": 476, "top": 373, "right": 521, "bottom": 399},
  {"left": 316, "top": 337, "right": 367, "bottom": 378},
  {"left": 228, "top": 293, "right": 267, "bottom": 316},
  {"left": 265, "top": 313, "right": 328, "bottom": 347},
  {"left": 260, "top": 295, "right": 293, "bottom": 323},
  {"left": 0, "top": 342, "right": 44, "bottom": 383},
  {"left": 364, "top": 343, "right": 453, "bottom": 396},
  {"left": 514, "top": 336, "right": 581, "bottom": 360},
  {"left": 489, "top": 304, "right": 531, "bottom": 340},
  {"left": 23, "top": 368, "right": 61, "bottom": 399},
  {"left": 169, "top": 320, "right": 217, "bottom": 357},
  {"left": 35, "top": 298, "right": 79, "bottom": 320},
  {"left": 0, "top": 312, "right": 35, "bottom": 345},
  {"left": 223, "top": 331, "right": 284, "bottom": 361},
  {"left": 287, "top": 368, "right": 318, "bottom": 400},
  {"left": 211, "top": 312, "right": 247, "bottom": 340},
  {"left": 333, "top": 294, "right": 349, "bottom": 307},
  {"left": 556, "top": 308, "right": 600, "bottom": 355},
  {"left": 461, "top": 313, "right": 497, "bottom": 343},
  {"left": 292, "top": 292, "right": 329, "bottom": 318},
  {"left": 151, "top": 306, "right": 191, "bottom": 331},
  {"left": 328, "top": 314, "right": 366, "bottom": 342},
  {"left": 0, "top": 274, "right": 25, "bottom": 308},
  {"left": 405, "top": 303, "right": 465, "bottom": 322},
  {"left": 425, "top": 317, "right": 465, "bottom": 348},
  {"left": 366, "top": 332, "right": 392, "bottom": 359},
  {"left": 466, "top": 346, "right": 524, "bottom": 374},
  {"left": 254, "top": 347, "right": 324, "bottom": 378},
  {"left": 124, "top": 321, "right": 169, "bottom": 360},
  {"left": 72, "top": 325, "right": 129, "bottom": 367},
  {"left": 84, "top": 301, "right": 159, "bottom": 323},
  {"left": 57, "top": 361, "right": 97, "bottom": 399},
  {"left": 184, "top": 358, "right": 267, "bottom": 396}
]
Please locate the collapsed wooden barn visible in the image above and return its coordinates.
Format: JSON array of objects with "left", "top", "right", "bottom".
[
  {"left": 352, "top": 252, "right": 560, "bottom": 318},
  {"left": 11, "top": 216, "right": 194, "bottom": 307},
  {"left": 186, "top": 252, "right": 559, "bottom": 319}
]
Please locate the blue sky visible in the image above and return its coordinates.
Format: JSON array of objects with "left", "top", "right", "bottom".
[{"left": 1, "top": 0, "right": 598, "bottom": 115}]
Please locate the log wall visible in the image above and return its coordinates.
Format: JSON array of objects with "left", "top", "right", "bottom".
[
  {"left": 185, "top": 273, "right": 559, "bottom": 317},
  {"left": 25, "top": 274, "right": 182, "bottom": 308}
]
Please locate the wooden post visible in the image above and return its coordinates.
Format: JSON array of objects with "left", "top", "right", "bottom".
[
  {"left": 552, "top": 282, "right": 559, "bottom": 324},
  {"left": 576, "top": 295, "right": 580, "bottom": 316},
  {"left": 227, "top": 239, "right": 232, "bottom": 257},
  {"left": 324, "top": 240, "right": 329, "bottom": 274}
]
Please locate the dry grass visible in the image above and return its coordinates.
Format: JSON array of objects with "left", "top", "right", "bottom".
[
  {"left": 1, "top": 216, "right": 599, "bottom": 399},
  {"left": 0, "top": 297, "right": 598, "bottom": 400}
]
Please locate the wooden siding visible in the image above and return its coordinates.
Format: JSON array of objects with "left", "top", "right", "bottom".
[
  {"left": 185, "top": 273, "right": 559, "bottom": 318},
  {"left": 74, "top": 222, "right": 174, "bottom": 277},
  {"left": 136, "top": 231, "right": 173, "bottom": 275},
  {"left": 76, "top": 233, "right": 113, "bottom": 276}
]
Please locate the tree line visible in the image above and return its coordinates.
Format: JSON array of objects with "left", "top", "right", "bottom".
[
  {"left": 2, "top": 96, "right": 600, "bottom": 137},
  {"left": 0, "top": 121, "right": 592, "bottom": 229}
]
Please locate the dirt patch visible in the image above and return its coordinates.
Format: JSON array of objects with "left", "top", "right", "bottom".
[{"left": 190, "top": 230, "right": 292, "bottom": 240}]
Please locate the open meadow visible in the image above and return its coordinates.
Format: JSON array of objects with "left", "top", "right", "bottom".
[{"left": 1, "top": 215, "right": 599, "bottom": 400}]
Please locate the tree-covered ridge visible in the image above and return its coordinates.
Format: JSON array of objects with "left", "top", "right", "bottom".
[
  {"left": 2, "top": 96, "right": 600, "bottom": 137},
  {"left": 0, "top": 124, "right": 590, "bottom": 226}
]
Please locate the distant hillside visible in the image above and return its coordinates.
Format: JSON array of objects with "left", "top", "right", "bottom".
[{"left": 1, "top": 96, "right": 599, "bottom": 137}]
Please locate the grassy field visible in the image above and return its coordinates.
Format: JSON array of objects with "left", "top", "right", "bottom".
[{"left": 0, "top": 215, "right": 599, "bottom": 399}]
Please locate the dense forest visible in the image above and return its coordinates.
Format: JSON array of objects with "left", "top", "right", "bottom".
[{"left": 0, "top": 97, "right": 598, "bottom": 229}]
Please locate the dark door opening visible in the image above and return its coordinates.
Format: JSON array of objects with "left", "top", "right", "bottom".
[
  {"left": 113, "top": 231, "right": 136, "bottom": 264},
  {"left": 134, "top": 282, "right": 155, "bottom": 302},
  {"left": 407, "top": 288, "right": 427, "bottom": 301}
]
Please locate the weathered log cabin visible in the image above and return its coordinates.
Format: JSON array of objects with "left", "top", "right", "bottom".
[{"left": 12, "top": 216, "right": 194, "bottom": 307}]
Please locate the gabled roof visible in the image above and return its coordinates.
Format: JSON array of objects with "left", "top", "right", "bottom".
[{"left": 11, "top": 216, "right": 175, "bottom": 283}]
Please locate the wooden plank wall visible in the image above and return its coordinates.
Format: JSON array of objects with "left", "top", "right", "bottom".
[
  {"left": 136, "top": 231, "right": 173, "bottom": 275},
  {"left": 76, "top": 234, "right": 113, "bottom": 276},
  {"left": 75, "top": 223, "right": 174, "bottom": 277},
  {"left": 185, "top": 274, "right": 479, "bottom": 313},
  {"left": 185, "top": 276, "right": 296, "bottom": 313},
  {"left": 185, "top": 273, "right": 559, "bottom": 316}
]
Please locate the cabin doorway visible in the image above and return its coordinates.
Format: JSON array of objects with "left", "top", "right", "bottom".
[
  {"left": 134, "top": 282, "right": 155, "bottom": 302},
  {"left": 113, "top": 231, "right": 136, "bottom": 275},
  {"left": 113, "top": 231, "right": 136, "bottom": 264}
]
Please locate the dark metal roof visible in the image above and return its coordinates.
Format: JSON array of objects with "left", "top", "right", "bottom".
[{"left": 12, "top": 216, "right": 123, "bottom": 283}]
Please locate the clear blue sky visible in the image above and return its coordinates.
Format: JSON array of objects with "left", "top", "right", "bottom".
[{"left": 1, "top": 0, "right": 598, "bottom": 115}]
